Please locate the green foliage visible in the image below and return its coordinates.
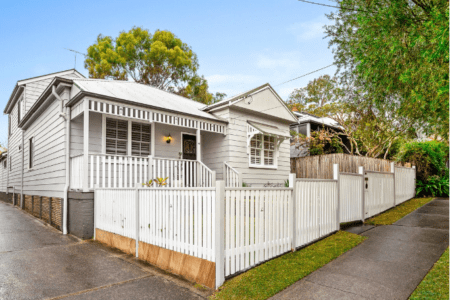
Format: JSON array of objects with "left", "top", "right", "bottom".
[
  {"left": 291, "top": 128, "right": 343, "bottom": 156},
  {"left": 85, "top": 27, "right": 224, "bottom": 104},
  {"left": 416, "top": 173, "right": 449, "bottom": 197},
  {"left": 242, "top": 182, "right": 249, "bottom": 187},
  {"left": 396, "top": 141, "right": 449, "bottom": 181},
  {"left": 210, "top": 231, "right": 366, "bottom": 299},
  {"left": 142, "top": 180, "right": 154, "bottom": 187},
  {"left": 410, "top": 248, "right": 449, "bottom": 300},
  {"left": 284, "top": 179, "right": 289, "bottom": 187},
  {"left": 325, "top": 0, "right": 449, "bottom": 142},
  {"left": 286, "top": 74, "right": 341, "bottom": 117},
  {"left": 154, "top": 177, "right": 169, "bottom": 187}
]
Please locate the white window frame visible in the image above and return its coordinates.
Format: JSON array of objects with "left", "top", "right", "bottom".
[
  {"left": 102, "top": 115, "right": 152, "bottom": 157},
  {"left": 248, "top": 133, "right": 278, "bottom": 169},
  {"left": 28, "top": 137, "right": 34, "bottom": 170}
]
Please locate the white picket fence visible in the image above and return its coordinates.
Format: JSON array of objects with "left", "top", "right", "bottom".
[
  {"left": 224, "top": 187, "right": 292, "bottom": 276},
  {"left": 94, "top": 163, "right": 416, "bottom": 289},
  {"left": 295, "top": 179, "right": 339, "bottom": 248},
  {"left": 364, "top": 171, "right": 395, "bottom": 218},
  {"left": 339, "top": 171, "right": 364, "bottom": 223},
  {"left": 95, "top": 187, "right": 217, "bottom": 262},
  {"left": 395, "top": 166, "right": 416, "bottom": 204}
]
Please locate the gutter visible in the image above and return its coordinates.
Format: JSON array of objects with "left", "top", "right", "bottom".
[{"left": 52, "top": 86, "right": 69, "bottom": 235}]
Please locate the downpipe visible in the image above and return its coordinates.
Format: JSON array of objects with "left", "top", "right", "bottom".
[{"left": 52, "top": 86, "right": 69, "bottom": 235}]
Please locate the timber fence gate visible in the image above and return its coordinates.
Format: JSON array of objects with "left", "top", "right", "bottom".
[{"left": 94, "top": 163, "right": 415, "bottom": 289}]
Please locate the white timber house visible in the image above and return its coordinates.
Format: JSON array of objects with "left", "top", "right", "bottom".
[{"left": 0, "top": 70, "right": 296, "bottom": 238}]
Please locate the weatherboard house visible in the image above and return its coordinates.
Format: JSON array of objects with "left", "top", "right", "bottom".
[{"left": 0, "top": 70, "right": 296, "bottom": 238}]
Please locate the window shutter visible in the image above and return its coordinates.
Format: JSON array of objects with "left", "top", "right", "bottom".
[{"left": 105, "top": 118, "right": 128, "bottom": 155}]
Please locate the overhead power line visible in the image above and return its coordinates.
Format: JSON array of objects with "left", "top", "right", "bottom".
[
  {"left": 297, "top": 0, "right": 370, "bottom": 13},
  {"left": 274, "top": 64, "right": 334, "bottom": 86}
]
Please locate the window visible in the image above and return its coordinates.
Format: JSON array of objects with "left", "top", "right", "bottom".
[
  {"left": 3, "top": 160, "right": 6, "bottom": 169},
  {"left": 131, "top": 122, "right": 151, "bottom": 156},
  {"left": 9, "top": 156, "right": 11, "bottom": 171},
  {"left": 8, "top": 115, "right": 11, "bottom": 136},
  {"left": 249, "top": 134, "right": 276, "bottom": 167},
  {"left": 29, "top": 137, "right": 34, "bottom": 169},
  {"left": 105, "top": 118, "right": 128, "bottom": 155}
]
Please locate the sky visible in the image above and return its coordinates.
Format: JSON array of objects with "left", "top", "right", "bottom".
[{"left": 0, "top": 0, "right": 338, "bottom": 145}]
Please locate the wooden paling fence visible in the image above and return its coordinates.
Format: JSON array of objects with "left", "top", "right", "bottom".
[
  {"left": 94, "top": 163, "right": 415, "bottom": 289},
  {"left": 291, "top": 153, "right": 411, "bottom": 179}
]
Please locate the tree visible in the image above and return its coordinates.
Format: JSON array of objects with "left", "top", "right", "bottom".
[
  {"left": 325, "top": 0, "right": 449, "bottom": 142},
  {"left": 286, "top": 75, "right": 341, "bottom": 117},
  {"left": 85, "top": 27, "right": 224, "bottom": 104}
]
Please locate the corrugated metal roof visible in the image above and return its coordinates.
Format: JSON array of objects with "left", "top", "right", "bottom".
[{"left": 72, "top": 79, "right": 220, "bottom": 121}]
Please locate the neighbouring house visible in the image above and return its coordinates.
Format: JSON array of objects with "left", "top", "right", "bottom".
[
  {"left": 0, "top": 70, "right": 296, "bottom": 238},
  {"left": 290, "top": 111, "right": 342, "bottom": 157}
]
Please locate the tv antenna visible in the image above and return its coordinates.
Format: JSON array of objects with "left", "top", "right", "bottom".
[{"left": 64, "top": 48, "right": 86, "bottom": 69}]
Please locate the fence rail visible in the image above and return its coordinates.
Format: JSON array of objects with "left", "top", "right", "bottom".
[{"left": 224, "top": 162, "right": 241, "bottom": 188}]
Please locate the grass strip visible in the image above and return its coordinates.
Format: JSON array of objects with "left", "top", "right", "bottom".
[
  {"left": 409, "top": 247, "right": 449, "bottom": 300},
  {"left": 211, "top": 231, "right": 366, "bottom": 300},
  {"left": 365, "top": 197, "right": 433, "bottom": 226}
]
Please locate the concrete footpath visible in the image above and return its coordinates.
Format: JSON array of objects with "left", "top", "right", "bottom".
[
  {"left": 271, "top": 198, "right": 449, "bottom": 300},
  {"left": 0, "top": 201, "right": 209, "bottom": 300}
]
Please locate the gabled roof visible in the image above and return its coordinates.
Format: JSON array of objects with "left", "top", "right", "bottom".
[
  {"left": 68, "top": 78, "right": 225, "bottom": 122},
  {"left": 203, "top": 83, "right": 272, "bottom": 111},
  {"left": 203, "top": 83, "right": 297, "bottom": 122},
  {"left": 4, "top": 69, "right": 85, "bottom": 114}
]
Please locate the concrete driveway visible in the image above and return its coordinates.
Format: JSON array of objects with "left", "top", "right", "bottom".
[{"left": 0, "top": 201, "right": 209, "bottom": 300}]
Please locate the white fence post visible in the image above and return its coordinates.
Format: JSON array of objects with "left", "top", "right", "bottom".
[
  {"left": 391, "top": 162, "right": 396, "bottom": 206},
  {"left": 215, "top": 180, "right": 225, "bottom": 289},
  {"left": 413, "top": 165, "right": 416, "bottom": 197},
  {"left": 358, "top": 166, "right": 365, "bottom": 222},
  {"left": 135, "top": 186, "right": 139, "bottom": 258},
  {"left": 94, "top": 187, "right": 97, "bottom": 240},
  {"left": 333, "top": 164, "right": 340, "bottom": 229},
  {"left": 148, "top": 155, "right": 153, "bottom": 182},
  {"left": 289, "top": 173, "right": 296, "bottom": 251}
]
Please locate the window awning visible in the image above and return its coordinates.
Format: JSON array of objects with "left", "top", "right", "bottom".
[{"left": 247, "top": 121, "right": 290, "bottom": 138}]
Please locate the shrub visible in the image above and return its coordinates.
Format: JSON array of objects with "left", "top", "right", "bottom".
[
  {"left": 396, "top": 141, "right": 449, "bottom": 182},
  {"left": 416, "top": 171, "right": 449, "bottom": 197}
]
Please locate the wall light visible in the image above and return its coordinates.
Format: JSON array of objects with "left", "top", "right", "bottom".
[{"left": 165, "top": 134, "right": 172, "bottom": 144}]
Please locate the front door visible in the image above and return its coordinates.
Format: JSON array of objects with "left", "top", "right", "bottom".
[{"left": 182, "top": 134, "right": 196, "bottom": 160}]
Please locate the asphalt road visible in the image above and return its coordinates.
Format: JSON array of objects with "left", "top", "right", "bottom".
[{"left": 0, "top": 201, "right": 209, "bottom": 300}]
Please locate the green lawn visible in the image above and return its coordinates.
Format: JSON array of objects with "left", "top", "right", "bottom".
[
  {"left": 409, "top": 247, "right": 449, "bottom": 300},
  {"left": 365, "top": 197, "right": 434, "bottom": 226},
  {"left": 210, "top": 231, "right": 366, "bottom": 300}
]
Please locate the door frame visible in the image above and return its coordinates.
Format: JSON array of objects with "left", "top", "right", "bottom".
[{"left": 180, "top": 132, "right": 197, "bottom": 160}]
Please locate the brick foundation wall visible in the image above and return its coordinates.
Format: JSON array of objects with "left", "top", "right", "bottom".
[{"left": 13, "top": 193, "right": 63, "bottom": 231}]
